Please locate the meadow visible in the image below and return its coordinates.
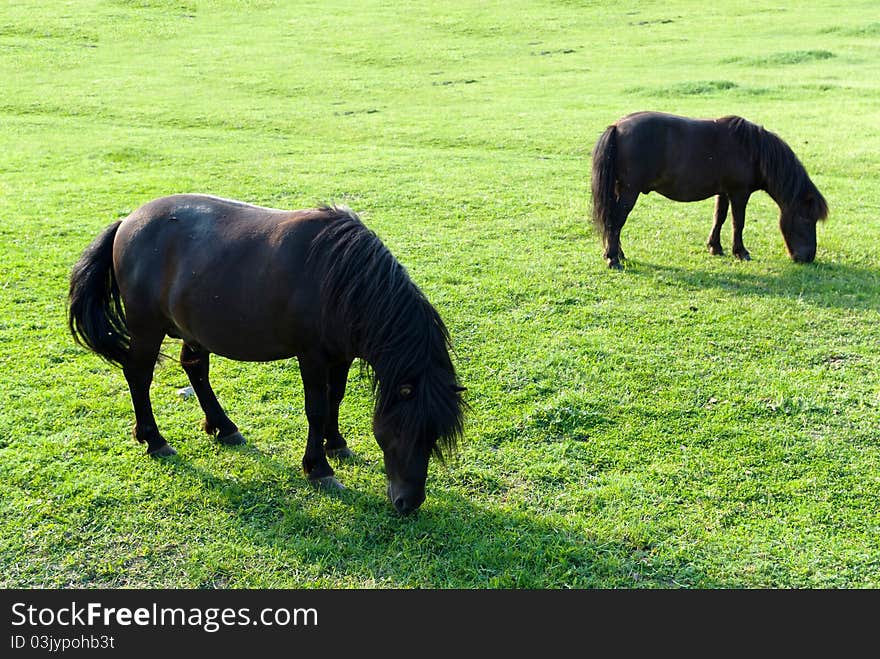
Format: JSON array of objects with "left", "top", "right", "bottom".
[{"left": 1, "top": 0, "right": 878, "bottom": 588}]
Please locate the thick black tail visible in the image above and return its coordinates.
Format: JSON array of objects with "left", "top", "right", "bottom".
[
  {"left": 591, "top": 124, "right": 618, "bottom": 247},
  {"left": 68, "top": 221, "right": 130, "bottom": 367}
]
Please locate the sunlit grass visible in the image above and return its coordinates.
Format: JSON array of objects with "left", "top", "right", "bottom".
[{"left": 1, "top": 0, "right": 878, "bottom": 588}]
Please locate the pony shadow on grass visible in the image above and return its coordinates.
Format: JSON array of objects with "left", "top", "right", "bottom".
[
  {"left": 154, "top": 445, "right": 720, "bottom": 588},
  {"left": 629, "top": 258, "right": 880, "bottom": 312}
]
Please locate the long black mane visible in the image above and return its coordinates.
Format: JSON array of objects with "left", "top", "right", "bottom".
[
  {"left": 722, "top": 115, "right": 828, "bottom": 218},
  {"left": 306, "top": 207, "right": 464, "bottom": 457}
]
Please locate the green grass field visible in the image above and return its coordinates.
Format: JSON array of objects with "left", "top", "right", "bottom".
[{"left": 1, "top": 0, "right": 879, "bottom": 588}]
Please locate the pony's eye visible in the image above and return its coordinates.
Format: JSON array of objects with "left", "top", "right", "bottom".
[{"left": 399, "top": 384, "right": 414, "bottom": 399}]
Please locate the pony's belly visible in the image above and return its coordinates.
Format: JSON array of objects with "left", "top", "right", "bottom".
[
  {"left": 168, "top": 316, "right": 308, "bottom": 362},
  {"left": 211, "top": 345, "right": 298, "bottom": 362},
  {"left": 651, "top": 184, "right": 717, "bottom": 203},
  {"left": 192, "top": 335, "right": 301, "bottom": 362}
]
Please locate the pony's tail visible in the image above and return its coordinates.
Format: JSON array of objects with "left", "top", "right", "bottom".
[
  {"left": 591, "top": 124, "right": 618, "bottom": 247},
  {"left": 68, "top": 221, "right": 130, "bottom": 368}
]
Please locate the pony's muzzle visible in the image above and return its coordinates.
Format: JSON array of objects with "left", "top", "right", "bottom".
[
  {"left": 791, "top": 248, "right": 816, "bottom": 263},
  {"left": 386, "top": 481, "right": 425, "bottom": 515}
]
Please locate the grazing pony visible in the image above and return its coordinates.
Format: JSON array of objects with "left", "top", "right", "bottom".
[
  {"left": 591, "top": 111, "right": 828, "bottom": 269},
  {"left": 68, "top": 195, "right": 466, "bottom": 514}
]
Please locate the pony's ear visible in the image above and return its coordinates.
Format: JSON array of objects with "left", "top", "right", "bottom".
[{"left": 453, "top": 385, "right": 467, "bottom": 393}]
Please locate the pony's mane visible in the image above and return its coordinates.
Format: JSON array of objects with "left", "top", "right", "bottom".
[
  {"left": 306, "top": 207, "right": 464, "bottom": 456},
  {"left": 721, "top": 116, "right": 828, "bottom": 219}
]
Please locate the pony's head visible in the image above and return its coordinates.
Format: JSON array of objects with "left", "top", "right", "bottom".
[
  {"left": 308, "top": 207, "right": 466, "bottom": 513},
  {"left": 370, "top": 304, "right": 466, "bottom": 515},
  {"left": 727, "top": 117, "right": 829, "bottom": 264},
  {"left": 779, "top": 183, "right": 828, "bottom": 263}
]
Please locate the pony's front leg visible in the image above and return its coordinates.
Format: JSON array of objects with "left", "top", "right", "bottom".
[
  {"left": 298, "top": 354, "right": 344, "bottom": 490},
  {"left": 324, "top": 360, "right": 354, "bottom": 459},
  {"left": 729, "top": 192, "right": 752, "bottom": 261},
  {"left": 707, "top": 195, "right": 728, "bottom": 255}
]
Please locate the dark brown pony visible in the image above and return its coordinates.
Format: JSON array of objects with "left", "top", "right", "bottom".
[
  {"left": 591, "top": 111, "right": 828, "bottom": 269},
  {"left": 68, "top": 194, "right": 465, "bottom": 514}
]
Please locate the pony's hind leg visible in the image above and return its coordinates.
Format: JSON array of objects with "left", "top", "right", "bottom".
[
  {"left": 123, "top": 331, "right": 175, "bottom": 457},
  {"left": 179, "top": 343, "right": 244, "bottom": 446},
  {"left": 604, "top": 189, "right": 638, "bottom": 269},
  {"left": 324, "top": 360, "right": 354, "bottom": 459},
  {"left": 707, "top": 195, "right": 729, "bottom": 255}
]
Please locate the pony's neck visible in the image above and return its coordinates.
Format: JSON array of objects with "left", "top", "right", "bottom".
[
  {"left": 358, "top": 296, "right": 440, "bottom": 387},
  {"left": 764, "top": 185, "right": 791, "bottom": 211},
  {"left": 754, "top": 128, "right": 807, "bottom": 212}
]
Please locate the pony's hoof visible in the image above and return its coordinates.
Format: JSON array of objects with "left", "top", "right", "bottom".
[
  {"left": 734, "top": 250, "right": 751, "bottom": 261},
  {"left": 707, "top": 244, "right": 724, "bottom": 256},
  {"left": 148, "top": 443, "right": 177, "bottom": 458},
  {"left": 607, "top": 261, "right": 623, "bottom": 270},
  {"left": 326, "top": 446, "right": 354, "bottom": 459},
  {"left": 309, "top": 475, "right": 345, "bottom": 490},
  {"left": 217, "top": 430, "right": 246, "bottom": 446}
]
